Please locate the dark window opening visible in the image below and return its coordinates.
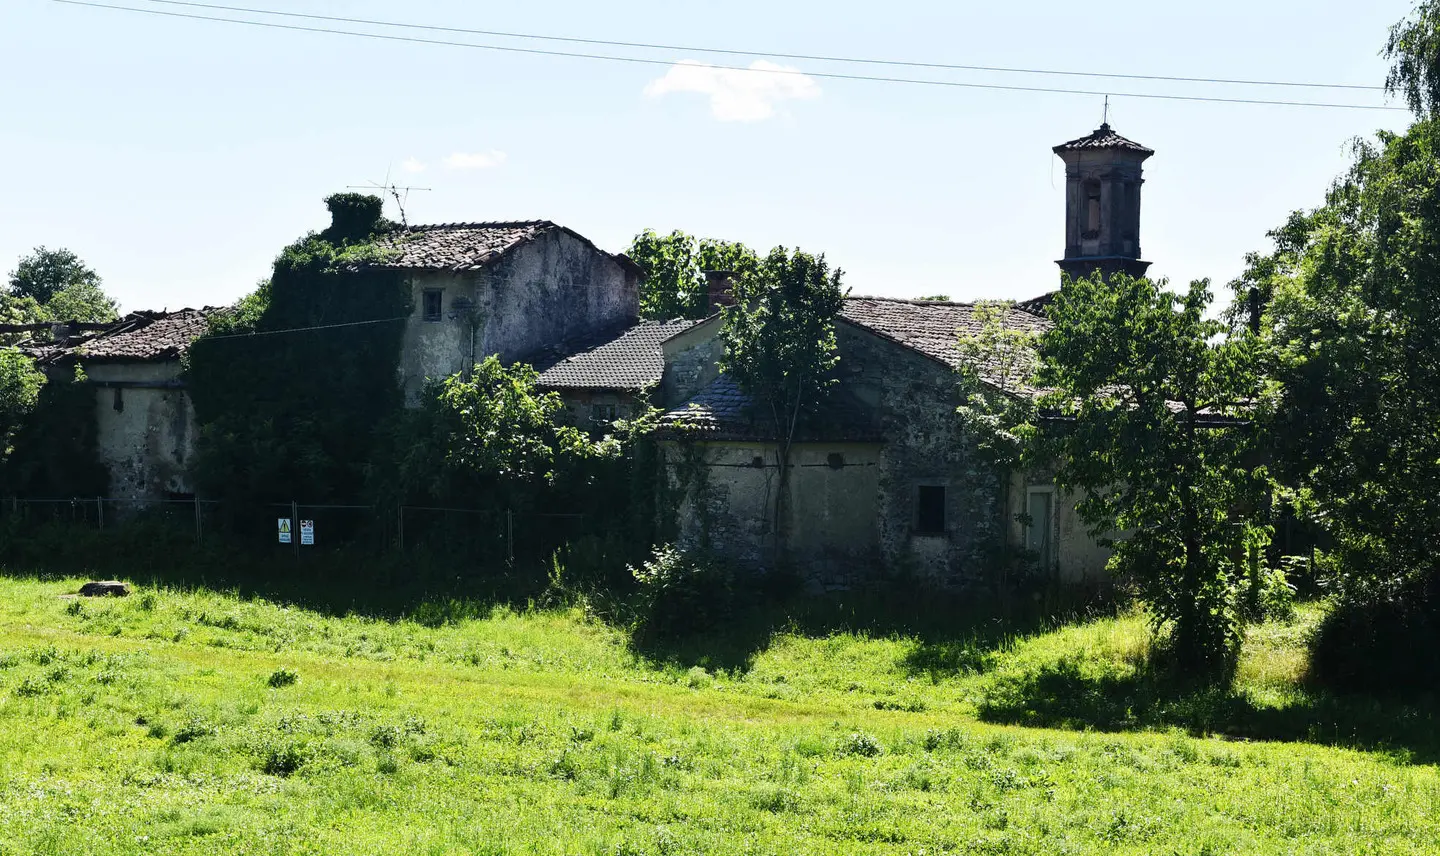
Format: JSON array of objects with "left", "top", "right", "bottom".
[
  {"left": 750, "top": 456, "right": 765, "bottom": 469},
  {"left": 1084, "top": 182, "right": 1102, "bottom": 236},
  {"left": 422, "top": 289, "right": 444, "bottom": 322},
  {"left": 112, "top": 387, "right": 124, "bottom": 413},
  {"left": 826, "top": 452, "right": 845, "bottom": 470},
  {"left": 590, "top": 404, "right": 618, "bottom": 425},
  {"left": 915, "top": 485, "right": 946, "bottom": 534}
]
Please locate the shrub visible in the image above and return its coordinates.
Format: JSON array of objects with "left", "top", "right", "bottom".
[
  {"left": 1311, "top": 573, "right": 1440, "bottom": 695},
  {"left": 267, "top": 667, "right": 299, "bottom": 688},
  {"left": 840, "top": 732, "right": 882, "bottom": 758},
  {"left": 261, "top": 742, "right": 307, "bottom": 777},
  {"left": 629, "top": 545, "right": 739, "bottom": 641}
]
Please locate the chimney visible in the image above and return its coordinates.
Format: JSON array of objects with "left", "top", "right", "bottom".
[{"left": 704, "top": 270, "right": 737, "bottom": 312}]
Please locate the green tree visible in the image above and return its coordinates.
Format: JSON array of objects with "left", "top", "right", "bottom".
[
  {"left": 955, "top": 300, "right": 1041, "bottom": 468},
  {"left": 1037, "top": 273, "right": 1268, "bottom": 678},
  {"left": 718, "top": 247, "right": 845, "bottom": 560},
  {"left": 0, "top": 350, "right": 44, "bottom": 472},
  {"left": 627, "top": 229, "right": 757, "bottom": 319},
  {"left": 1385, "top": 0, "right": 1440, "bottom": 116},
  {"left": 45, "top": 281, "right": 118, "bottom": 324},
  {"left": 7, "top": 247, "right": 102, "bottom": 304}
]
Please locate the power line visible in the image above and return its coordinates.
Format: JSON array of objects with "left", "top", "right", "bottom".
[
  {"left": 128, "top": 0, "right": 1383, "bottom": 93},
  {"left": 198, "top": 316, "right": 409, "bottom": 341},
  {"left": 52, "top": 0, "right": 1404, "bottom": 112}
]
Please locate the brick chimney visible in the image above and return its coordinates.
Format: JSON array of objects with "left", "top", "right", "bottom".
[{"left": 704, "top": 270, "right": 737, "bottom": 312}]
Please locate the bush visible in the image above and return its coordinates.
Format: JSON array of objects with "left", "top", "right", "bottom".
[
  {"left": 267, "top": 667, "right": 299, "bottom": 688},
  {"left": 1311, "top": 574, "right": 1440, "bottom": 695},
  {"left": 629, "top": 545, "right": 740, "bottom": 641}
]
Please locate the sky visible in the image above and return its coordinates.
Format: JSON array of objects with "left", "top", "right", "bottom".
[{"left": 0, "top": 0, "right": 1417, "bottom": 312}]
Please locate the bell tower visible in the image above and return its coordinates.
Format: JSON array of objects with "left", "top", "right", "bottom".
[{"left": 1053, "top": 122, "right": 1154, "bottom": 282}]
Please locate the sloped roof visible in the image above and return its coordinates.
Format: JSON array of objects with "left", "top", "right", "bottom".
[
  {"left": 369, "top": 221, "right": 639, "bottom": 273},
  {"left": 535, "top": 319, "right": 701, "bottom": 390},
  {"left": 35, "top": 309, "right": 214, "bottom": 364},
  {"left": 840, "top": 296, "right": 1049, "bottom": 385},
  {"left": 657, "top": 376, "right": 882, "bottom": 442},
  {"left": 1052, "top": 123, "right": 1153, "bottom": 156}
]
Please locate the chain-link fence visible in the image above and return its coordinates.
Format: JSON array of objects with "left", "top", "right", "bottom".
[{"left": 0, "top": 497, "right": 589, "bottom": 564}]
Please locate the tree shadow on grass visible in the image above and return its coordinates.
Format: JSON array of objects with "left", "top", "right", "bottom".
[
  {"left": 0, "top": 519, "right": 549, "bottom": 623},
  {"left": 628, "top": 581, "right": 1095, "bottom": 676},
  {"left": 976, "top": 654, "right": 1440, "bottom": 763}
]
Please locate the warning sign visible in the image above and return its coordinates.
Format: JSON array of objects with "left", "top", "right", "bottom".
[
  {"left": 278, "top": 518, "right": 292, "bottom": 544},
  {"left": 300, "top": 520, "right": 314, "bottom": 546}
]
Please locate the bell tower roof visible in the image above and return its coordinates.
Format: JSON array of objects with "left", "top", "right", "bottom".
[
  {"left": 1054, "top": 122, "right": 1154, "bottom": 283},
  {"left": 1053, "top": 123, "right": 1154, "bottom": 157}
]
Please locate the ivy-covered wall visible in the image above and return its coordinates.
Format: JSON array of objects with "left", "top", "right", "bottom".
[{"left": 185, "top": 194, "right": 410, "bottom": 506}]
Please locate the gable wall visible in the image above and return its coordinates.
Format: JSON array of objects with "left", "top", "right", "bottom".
[{"left": 398, "top": 229, "right": 639, "bottom": 403}]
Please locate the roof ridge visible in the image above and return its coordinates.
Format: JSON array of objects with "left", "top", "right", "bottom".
[
  {"left": 844, "top": 294, "right": 980, "bottom": 308},
  {"left": 403, "top": 220, "right": 555, "bottom": 232}
]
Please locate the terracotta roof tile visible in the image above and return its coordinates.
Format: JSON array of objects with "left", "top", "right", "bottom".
[
  {"left": 840, "top": 296, "right": 1049, "bottom": 387},
  {"left": 535, "top": 319, "right": 700, "bottom": 390},
  {"left": 39, "top": 309, "right": 214, "bottom": 364},
  {"left": 657, "top": 376, "right": 881, "bottom": 442},
  {"left": 369, "top": 221, "right": 563, "bottom": 271},
  {"left": 1053, "top": 123, "right": 1153, "bottom": 156}
]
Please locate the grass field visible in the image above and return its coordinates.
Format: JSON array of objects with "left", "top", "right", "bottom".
[{"left": 0, "top": 574, "right": 1436, "bottom": 855}]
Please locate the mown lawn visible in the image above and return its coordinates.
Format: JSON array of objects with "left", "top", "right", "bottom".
[{"left": 0, "top": 575, "right": 1435, "bottom": 855}]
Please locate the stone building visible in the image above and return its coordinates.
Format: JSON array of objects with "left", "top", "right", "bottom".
[
  {"left": 648, "top": 123, "right": 1154, "bottom": 587},
  {"left": 369, "top": 221, "right": 643, "bottom": 403},
  {"left": 22, "top": 217, "right": 645, "bottom": 502},
  {"left": 29, "top": 309, "right": 213, "bottom": 503},
  {"left": 534, "top": 318, "right": 700, "bottom": 428}
]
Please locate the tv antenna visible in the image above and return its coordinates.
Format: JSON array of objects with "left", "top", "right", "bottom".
[
  {"left": 348, "top": 166, "right": 430, "bottom": 226},
  {"left": 1102, "top": 95, "right": 1110, "bottom": 126}
]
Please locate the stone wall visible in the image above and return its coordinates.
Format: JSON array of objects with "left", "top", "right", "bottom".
[
  {"left": 658, "top": 317, "right": 723, "bottom": 409},
  {"left": 660, "top": 322, "right": 1112, "bottom": 588},
  {"left": 661, "top": 439, "right": 883, "bottom": 584},
  {"left": 398, "top": 229, "right": 639, "bottom": 403},
  {"left": 84, "top": 361, "right": 197, "bottom": 502}
]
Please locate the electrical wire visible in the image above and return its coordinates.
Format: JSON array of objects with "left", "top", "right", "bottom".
[
  {"left": 51, "top": 0, "right": 1404, "bottom": 111},
  {"left": 126, "top": 0, "right": 1382, "bottom": 93},
  {"left": 197, "top": 316, "right": 409, "bottom": 341}
]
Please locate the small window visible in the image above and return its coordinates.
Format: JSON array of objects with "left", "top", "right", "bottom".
[
  {"left": 1025, "top": 488, "right": 1054, "bottom": 569},
  {"left": 1085, "top": 182, "right": 1102, "bottom": 234},
  {"left": 590, "top": 403, "right": 618, "bottom": 425},
  {"left": 422, "top": 289, "right": 444, "bottom": 322},
  {"left": 112, "top": 387, "right": 124, "bottom": 413},
  {"left": 826, "top": 452, "right": 845, "bottom": 470},
  {"left": 915, "top": 485, "right": 946, "bottom": 535}
]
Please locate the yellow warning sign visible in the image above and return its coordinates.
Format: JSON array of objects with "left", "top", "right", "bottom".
[{"left": 278, "top": 518, "right": 292, "bottom": 544}]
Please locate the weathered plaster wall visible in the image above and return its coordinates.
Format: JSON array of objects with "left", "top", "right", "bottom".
[
  {"left": 837, "top": 323, "right": 1006, "bottom": 585},
  {"left": 398, "top": 230, "right": 639, "bottom": 403},
  {"left": 1004, "top": 471, "right": 1113, "bottom": 584},
  {"left": 662, "top": 440, "right": 883, "bottom": 580},
  {"left": 658, "top": 318, "right": 723, "bottom": 409},
  {"left": 552, "top": 388, "right": 642, "bottom": 430},
  {"left": 83, "top": 361, "right": 197, "bottom": 502}
]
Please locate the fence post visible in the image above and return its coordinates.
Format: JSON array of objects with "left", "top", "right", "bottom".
[
  {"left": 292, "top": 500, "right": 299, "bottom": 559},
  {"left": 397, "top": 506, "right": 404, "bottom": 553},
  {"left": 506, "top": 509, "right": 514, "bottom": 568},
  {"left": 194, "top": 496, "right": 202, "bottom": 544},
  {"left": 96, "top": 496, "right": 103, "bottom": 530}
]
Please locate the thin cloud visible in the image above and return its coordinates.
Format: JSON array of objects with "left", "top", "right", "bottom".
[
  {"left": 401, "top": 157, "right": 427, "bottom": 173},
  {"left": 644, "top": 60, "right": 820, "bottom": 122},
  {"left": 444, "top": 150, "right": 508, "bottom": 170}
]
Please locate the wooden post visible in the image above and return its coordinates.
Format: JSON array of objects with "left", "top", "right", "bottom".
[
  {"left": 97, "top": 496, "right": 103, "bottom": 530},
  {"left": 506, "top": 509, "right": 514, "bottom": 568},
  {"left": 194, "top": 496, "right": 203, "bottom": 544},
  {"left": 397, "top": 506, "right": 405, "bottom": 553},
  {"left": 292, "top": 500, "right": 300, "bottom": 559}
]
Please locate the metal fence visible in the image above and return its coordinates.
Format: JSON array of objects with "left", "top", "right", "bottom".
[{"left": 0, "top": 496, "right": 590, "bottom": 564}]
